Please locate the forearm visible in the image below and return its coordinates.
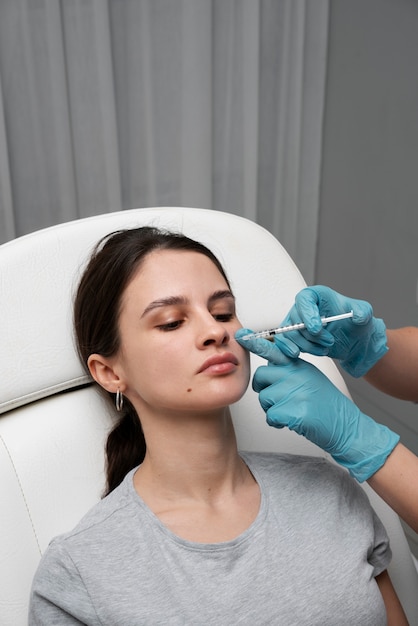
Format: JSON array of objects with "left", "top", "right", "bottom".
[
  {"left": 375, "top": 569, "right": 409, "bottom": 625},
  {"left": 368, "top": 443, "right": 418, "bottom": 534},
  {"left": 364, "top": 328, "right": 418, "bottom": 402}
]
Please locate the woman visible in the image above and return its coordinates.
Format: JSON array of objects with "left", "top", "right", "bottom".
[{"left": 29, "top": 228, "right": 407, "bottom": 624}]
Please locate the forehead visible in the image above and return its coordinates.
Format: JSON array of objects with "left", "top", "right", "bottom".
[{"left": 123, "top": 249, "right": 229, "bottom": 304}]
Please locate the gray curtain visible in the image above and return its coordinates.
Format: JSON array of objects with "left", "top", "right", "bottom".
[{"left": 0, "top": 0, "right": 328, "bottom": 283}]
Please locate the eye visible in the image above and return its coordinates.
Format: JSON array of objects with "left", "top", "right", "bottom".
[
  {"left": 213, "top": 313, "right": 235, "bottom": 322},
  {"left": 157, "top": 320, "right": 184, "bottom": 331}
]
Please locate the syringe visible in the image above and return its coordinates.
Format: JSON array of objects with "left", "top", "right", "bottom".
[{"left": 241, "top": 311, "right": 354, "bottom": 341}]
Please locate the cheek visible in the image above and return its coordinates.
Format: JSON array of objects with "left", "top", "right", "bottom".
[
  {"left": 142, "top": 352, "right": 176, "bottom": 383},
  {"left": 129, "top": 343, "right": 184, "bottom": 391},
  {"left": 242, "top": 352, "right": 251, "bottom": 388}
]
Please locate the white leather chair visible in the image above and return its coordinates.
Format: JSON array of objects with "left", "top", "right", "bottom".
[{"left": 1, "top": 207, "right": 417, "bottom": 625}]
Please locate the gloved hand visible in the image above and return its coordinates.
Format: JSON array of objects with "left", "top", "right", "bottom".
[
  {"left": 236, "top": 285, "right": 388, "bottom": 377},
  {"left": 235, "top": 327, "right": 298, "bottom": 364},
  {"left": 252, "top": 357, "right": 399, "bottom": 482}
]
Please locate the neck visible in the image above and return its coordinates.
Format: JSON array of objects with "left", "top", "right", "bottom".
[{"left": 134, "top": 407, "right": 246, "bottom": 502}]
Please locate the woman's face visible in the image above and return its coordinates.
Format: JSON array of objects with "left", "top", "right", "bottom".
[{"left": 109, "top": 249, "right": 250, "bottom": 419}]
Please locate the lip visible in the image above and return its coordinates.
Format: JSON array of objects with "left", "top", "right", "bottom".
[{"left": 197, "top": 352, "right": 239, "bottom": 375}]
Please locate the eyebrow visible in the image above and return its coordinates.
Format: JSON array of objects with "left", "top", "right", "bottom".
[{"left": 141, "top": 290, "right": 235, "bottom": 318}]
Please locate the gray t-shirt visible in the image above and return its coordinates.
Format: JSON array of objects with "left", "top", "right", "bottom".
[{"left": 29, "top": 452, "right": 391, "bottom": 625}]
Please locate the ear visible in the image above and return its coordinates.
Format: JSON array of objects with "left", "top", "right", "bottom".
[{"left": 87, "top": 354, "right": 126, "bottom": 394}]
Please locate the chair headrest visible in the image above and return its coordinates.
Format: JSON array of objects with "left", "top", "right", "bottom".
[{"left": 1, "top": 207, "right": 306, "bottom": 414}]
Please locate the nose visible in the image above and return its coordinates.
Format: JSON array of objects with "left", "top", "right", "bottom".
[{"left": 198, "top": 314, "right": 230, "bottom": 348}]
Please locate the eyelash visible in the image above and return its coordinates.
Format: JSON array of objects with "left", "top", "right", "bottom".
[
  {"left": 157, "top": 313, "right": 234, "bottom": 332},
  {"left": 157, "top": 321, "right": 184, "bottom": 331},
  {"left": 214, "top": 313, "right": 234, "bottom": 322}
]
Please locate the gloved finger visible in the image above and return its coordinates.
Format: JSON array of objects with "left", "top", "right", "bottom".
[
  {"left": 274, "top": 328, "right": 333, "bottom": 356},
  {"left": 293, "top": 287, "right": 326, "bottom": 333},
  {"left": 265, "top": 408, "right": 289, "bottom": 430},
  {"left": 271, "top": 334, "right": 302, "bottom": 358},
  {"left": 279, "top": 301, "right": 335, "bottom": 350},
  {"left": 350, "top": 299, "right": 374, "bottom": 325},
  {"left": 298, "top": 285, "right": 374, "bottom": 328},
  {"left": 256, "top": 360, "right": 316, "bottom": 421},
  {"left": 235, "top": 328, "right": 297, "bottom": 364},
  {"left": 252, "top": 360, "right": 301, "bottom": 393},
  {"left": 254, "top": 357, "right": 327, "bottom": 394}
]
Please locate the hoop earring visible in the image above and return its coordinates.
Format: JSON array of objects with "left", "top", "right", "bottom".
[{"left": 115, "top": 389, "right": 124, "bottom": 412}]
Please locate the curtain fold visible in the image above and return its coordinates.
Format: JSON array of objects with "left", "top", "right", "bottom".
[
  {"left": 62, "top": 0, "right": 122, "bottom": 214},
  {"left": 0, "top": 0, "right": 328, "bottom": 282},
  {"left": 0, "top": 67, "right": 14, "bottom": 241}
]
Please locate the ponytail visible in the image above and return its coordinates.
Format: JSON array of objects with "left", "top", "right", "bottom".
[{"left": 104, "top": 397, "right": 146, "bottom": 496}]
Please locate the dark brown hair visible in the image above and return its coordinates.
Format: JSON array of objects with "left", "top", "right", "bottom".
[{"left": 74, "top": 226, "right": 230, "bottom": 495}]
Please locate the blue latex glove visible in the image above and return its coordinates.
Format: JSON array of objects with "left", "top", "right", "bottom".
[
  {"left": 235, "top": 327, "right": 298, "bottom": 364},
  {"left": 252, "top": 357, "right": 400, "bottom": 482},
  {"left": 236, "top": 285, "right": 388, "bottom": 377}
]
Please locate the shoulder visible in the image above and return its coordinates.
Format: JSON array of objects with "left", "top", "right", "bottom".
[
  {"left": 71, "top": 470, "right": 134, "bottom": 532},
  {"left": 240, "top": 450, "right": 337, "bottom": 478},
  {"left": 40, "top": 468, "right": 138, "bottom": 563},
  {"left": 241, "top": 451, "right": 387, "bottom": 541},
  {"left": 240, "top": 450, "right": 370, "bottom": 505}
]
